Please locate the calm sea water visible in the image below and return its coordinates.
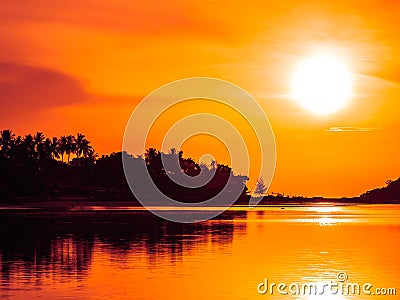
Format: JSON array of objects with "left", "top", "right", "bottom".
[{"left": 0, "top": 205, "right": 399, "bottom": 299}]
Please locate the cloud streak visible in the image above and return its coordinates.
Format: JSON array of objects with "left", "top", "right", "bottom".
[
  {"left": 326, "top": 126, "right": 381, "bottom": 132},
  {"left": 0, "top": 62, "right": 87, "bottom": 116}
]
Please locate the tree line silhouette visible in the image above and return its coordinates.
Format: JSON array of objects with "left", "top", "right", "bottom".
[
  {"left": 1, "top": 128, "right": 399, "bottom": 205},
  {"left": 0, "top": 129, "right": 96, "bottom": 163},
  {"left": 0, "top": 129, "right": 99, "bottom": 201},
  {"left": 141, "top": 147, "right": 249, "bottom": 203},
  {"left": 0, "top": 129, "right": 250, "bottom": 204}
]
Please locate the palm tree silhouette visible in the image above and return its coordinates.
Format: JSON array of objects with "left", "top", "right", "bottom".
[
  {"left": 65, "top": 135, "right": 76, "bottom": 163},
  {"left": 51, "top": 137, "right": 61, "bottom": 160},
  {"left": 23, "top": 134, "right": 35, "bottom": 160},
  {"left": 9, "top": 135, "right": 22, "bottom": 160},
  {"left": 0, "top": 129, "right": 96, "bottom": 164},
  {"left": 58, "top": 136, "right": 68, "bottom": 163},
  {"left": 34, "top": 132, "right": 45, "bottom": 160},
  {"left": 43, "top": 137, "right": 60, "bottom": 160},
  {"left": 87, "top": 149, "right": 98, "bottom": 163},
  {"left": 0, "top": 129, "right": 15, "bottom": 158},
  {"left": 75, "top": 133, "right": 92, "bottom": 158}
]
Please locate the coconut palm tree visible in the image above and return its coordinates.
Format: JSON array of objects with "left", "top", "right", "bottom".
[
  {"left": 43, "top": 137, "right": 60, "bottom": 160},
  {"left": 81, "top": 140, "right": 93, "bottom": 158},
  {"left": 86, "top": 149, "right": 98, "bottom": 163},
  {"left": 33, "top": 132, "right": 45, "bottom": 160},
  {"left": 65, "top": 135, "right": 76, "bottom": 163},
  {"left": 42, "top": 138, "right": 52, "bottom": 160},
  {"left": 0, "top": 129, "right": 15, "bottom": 158},
  {"left": 23, "top": 134, "right": 35, "bottom": 160},
  {"left": 51, "top": 137, "right": 61, "bottom": 160},
  {"left": 75, "top": 133, "right": 92, "bottom": 158},
  {"left": 9, "top": 135, "right": 23, "bottom": 160},
  {"left": 58, "top": 136, "right": 68, "bottom": 163}
]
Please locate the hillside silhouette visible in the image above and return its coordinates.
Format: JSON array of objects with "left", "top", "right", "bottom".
[{"left": 360, "top": 178, "right": 400, "bottom": 203}]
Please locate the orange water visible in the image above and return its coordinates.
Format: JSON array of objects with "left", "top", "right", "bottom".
[{"left": 0, "top": 205, "right": 399, "bottom": 299}]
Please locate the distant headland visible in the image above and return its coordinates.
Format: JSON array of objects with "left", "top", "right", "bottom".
[{"left": 0, "top": 129, "right": 399, "bottom": 208}]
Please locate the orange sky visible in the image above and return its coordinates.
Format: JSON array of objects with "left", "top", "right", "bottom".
[{"left": 0, "top": 0, "right": 399, "bottom": 197}]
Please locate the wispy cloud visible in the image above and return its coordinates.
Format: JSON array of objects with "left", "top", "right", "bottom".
[{"left": 326, "top": 126, "right": 381, "bottom": 132}]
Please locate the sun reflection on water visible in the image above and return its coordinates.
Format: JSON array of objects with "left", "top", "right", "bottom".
[
  {"left": 308, "top": 206, "right": 341, "bottom": 213},
  {"left": 318, "top": 217, "right": 338, "bottom": 226}
]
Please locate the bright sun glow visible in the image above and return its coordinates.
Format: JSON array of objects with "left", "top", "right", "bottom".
[
  {"left": 307, "top": 294, "right": 347, "bottom": 300},
  {"left": 291, "top": 54, "right": 353, "bottom": 115}
]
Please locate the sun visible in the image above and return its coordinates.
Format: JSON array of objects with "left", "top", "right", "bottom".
[{"left": 290, "top": 54, "right": 353, "bottom": 115}]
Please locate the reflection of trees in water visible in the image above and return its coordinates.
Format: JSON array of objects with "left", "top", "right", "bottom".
[
  {"left": 0, "top": 214, "right": 95, "bottom": 284},
  {"left": 0, "top": 210, "right": 247, "bottom": 284}
]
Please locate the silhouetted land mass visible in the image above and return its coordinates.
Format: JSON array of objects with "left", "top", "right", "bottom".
[
  {"left": 254, "top": 177, "right": 400, "bottom": 205},
  {"left": 0, "top": 130, "right": 249, "bottom": 205},
  {"left": 360, "top": 178, "right": 400, "bottom": 202},
  {"left": 254, "top": 178, "right": 400, "bottom": 205},
  {"left": 0, "top": 129, "right": 399, "bottom": 207}
]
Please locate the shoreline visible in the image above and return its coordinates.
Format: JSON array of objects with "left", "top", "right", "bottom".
[{"left": 0, "top": 200, "right": 398, "bottom": 213}]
